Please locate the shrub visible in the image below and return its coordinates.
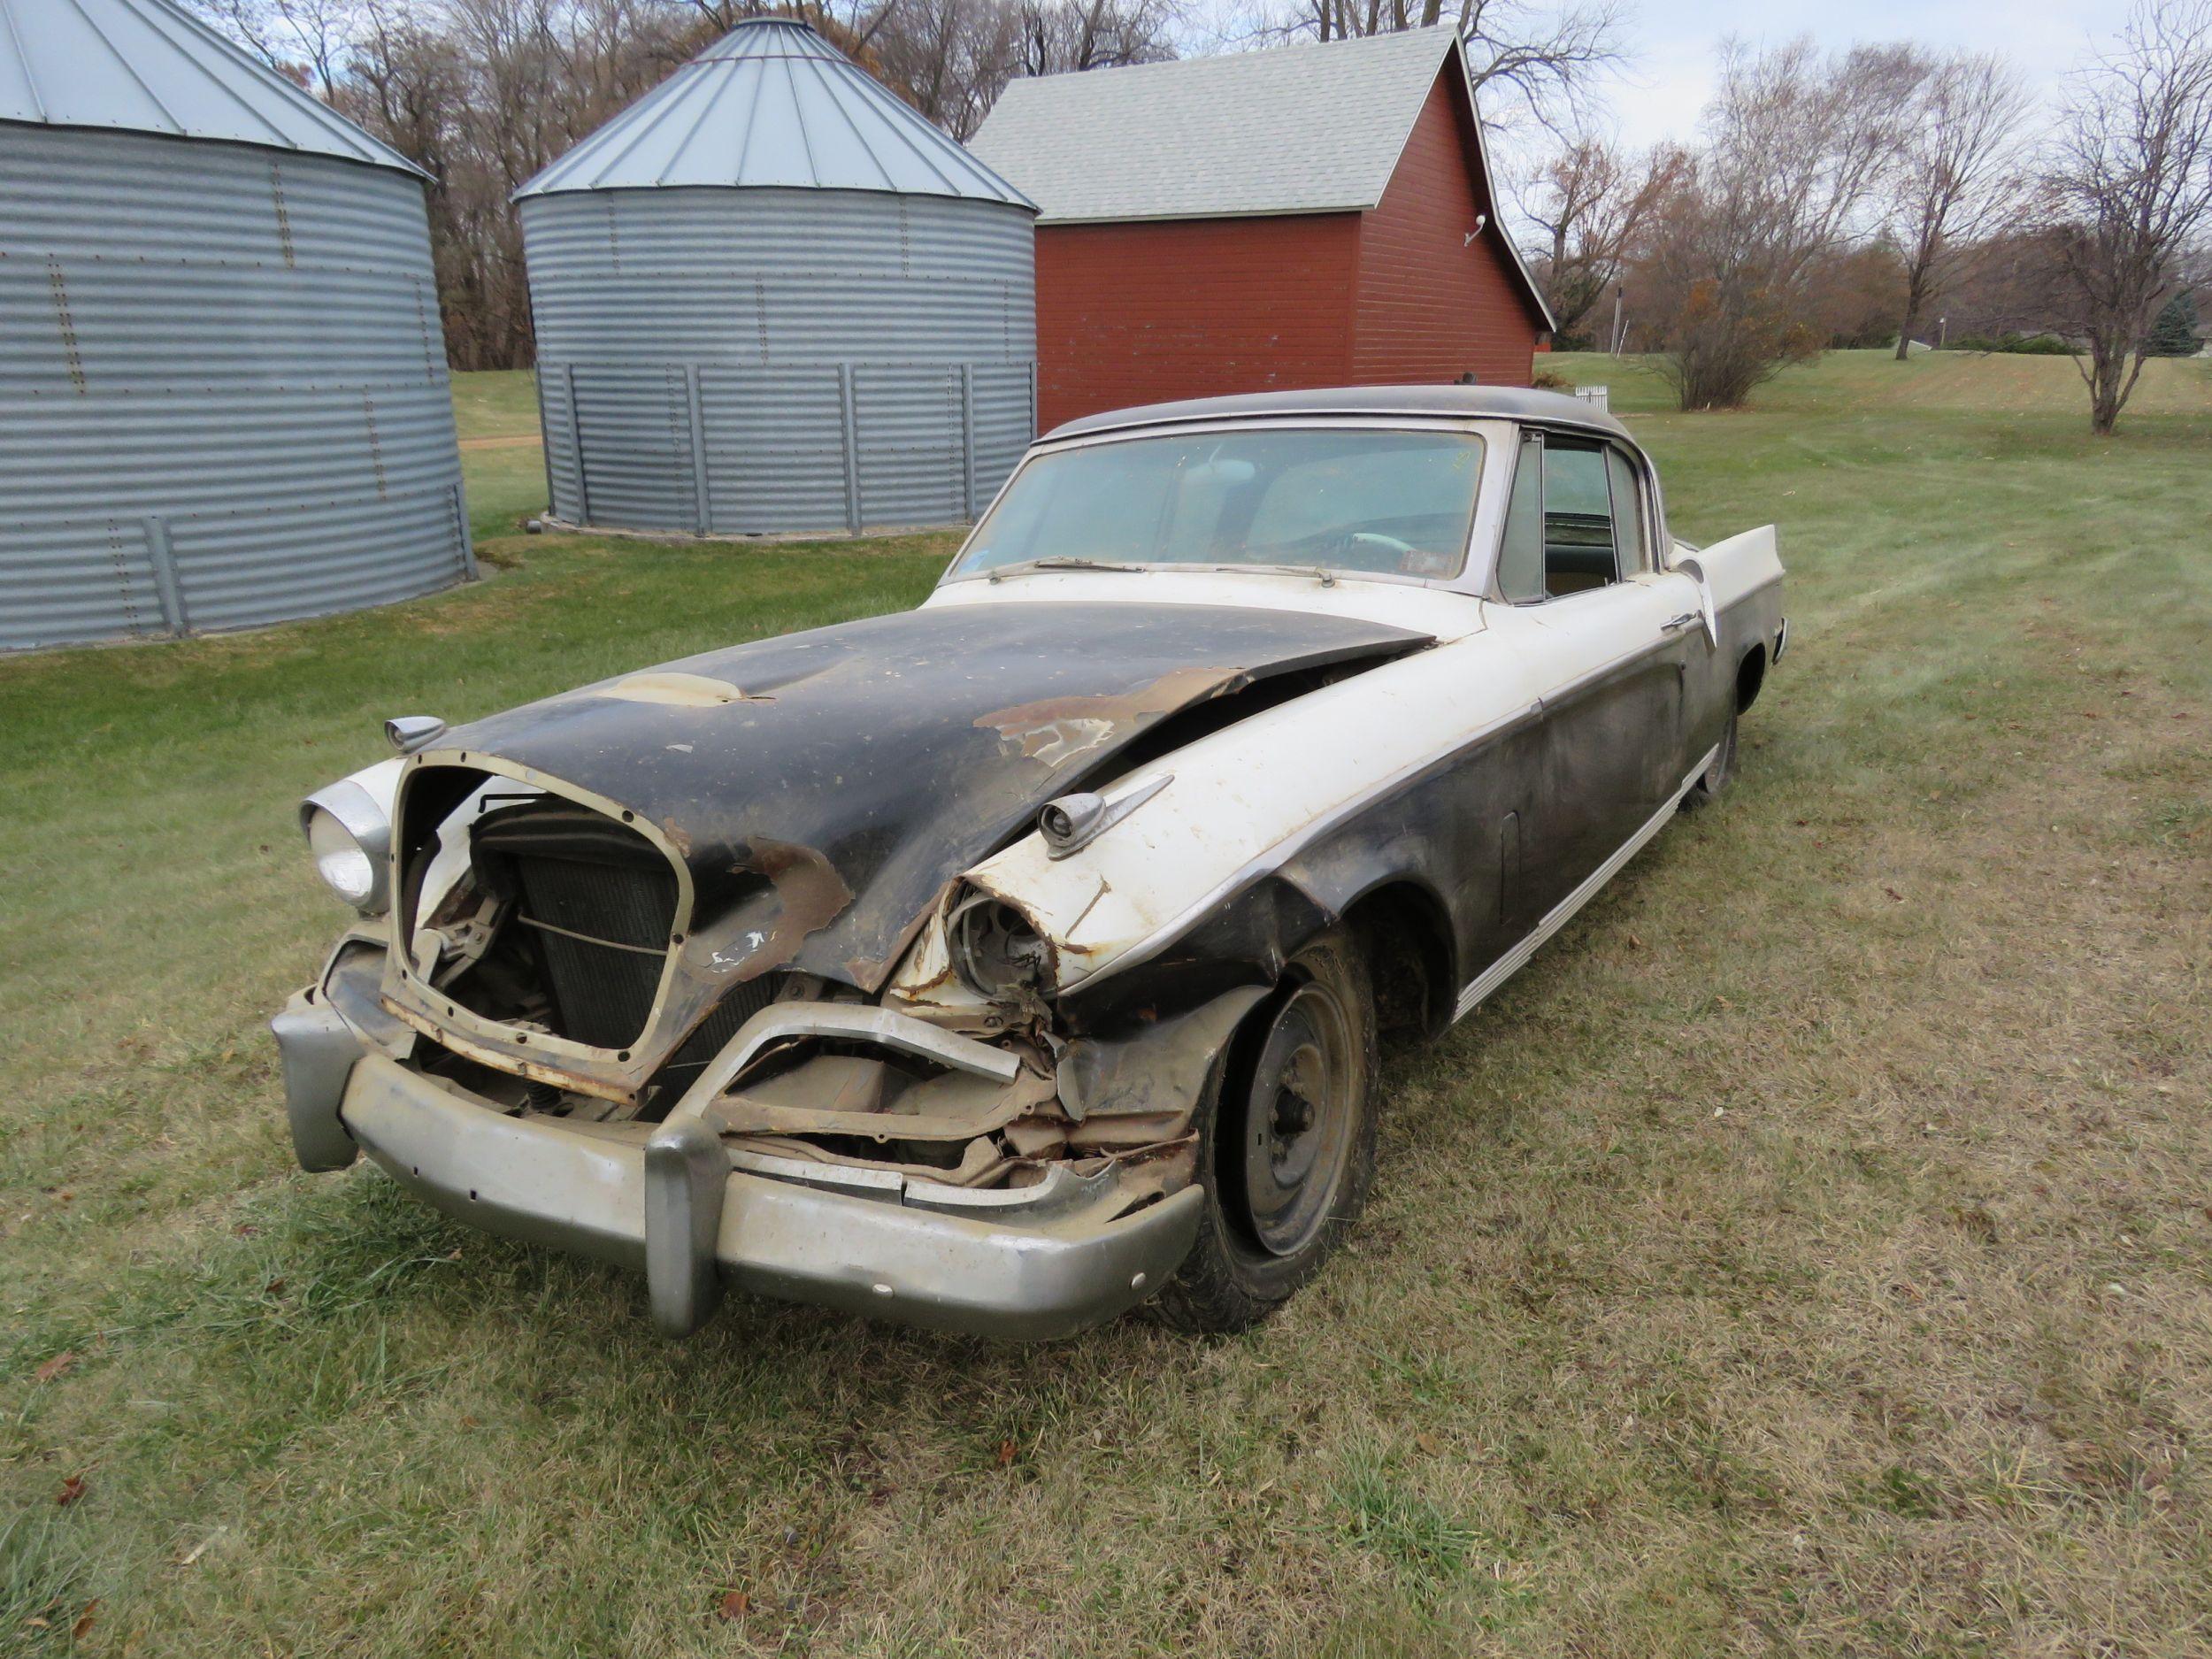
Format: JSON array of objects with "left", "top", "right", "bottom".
[
  {"left": 1947, "top": 333, "right": 2080, "bottom": 355},
  {"left": 1530, "top": 368, "right": 1571, "bottom": 390}
]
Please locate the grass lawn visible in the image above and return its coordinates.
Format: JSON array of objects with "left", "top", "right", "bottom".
[{"left": 3, "top": 351, "right": 2208, "bottom": 1656}]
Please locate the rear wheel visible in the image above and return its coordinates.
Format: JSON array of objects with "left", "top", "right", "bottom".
[
  {"left": 1151, "top": 929, "right": 1379, "bottom": 1334},
  {"left": 1682, "top": 708, "right": 1739, "bottom": 810}
]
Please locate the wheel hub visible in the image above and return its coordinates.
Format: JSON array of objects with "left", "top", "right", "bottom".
[{"left": 1238, "top": 984, "right": 1356, "bottom": 1258}]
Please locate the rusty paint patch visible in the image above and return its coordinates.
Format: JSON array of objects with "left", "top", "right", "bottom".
[
  {"left": 738, "top": 840, "right": 854, "bottom": 979},
  {"left": 975, "top": 665, "right": 1242, "bottom": 765}
]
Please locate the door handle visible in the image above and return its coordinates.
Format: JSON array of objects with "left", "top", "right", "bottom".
[{"left": 1661, "top": 611, "right": 1701, "bottom": 634}]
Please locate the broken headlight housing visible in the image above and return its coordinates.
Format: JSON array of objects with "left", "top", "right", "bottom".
[{"left": 947, "top": 889, "right": 1051, "bottom": 998}]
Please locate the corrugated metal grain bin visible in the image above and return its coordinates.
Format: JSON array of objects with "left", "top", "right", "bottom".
[
  {"left": 0, "top": 0, "right": 472, "bottom": 653},
  {"left": 515, "top": 17, "right": 1036, "bottom": 537}
]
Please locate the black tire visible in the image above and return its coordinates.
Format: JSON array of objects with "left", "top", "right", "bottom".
[
  {"left": 1681, "top": 708, "right": 1739, "bottom": 811},
  {"left": 1150, "top": 928, "right": 1380, "bottom": 1334}
]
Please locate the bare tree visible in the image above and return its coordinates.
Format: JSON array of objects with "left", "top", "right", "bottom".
[
  {"left": 1640, "top": 38, "right": 1924, "bottom": 410},
  {"left": 1251, "top": 0, "right": 1628, "bottom": 133},
  {"left": 188, "top": 0, "right": 369, "bottom": 94},
  {"left": 2042, "top": 0, "right": 2212, "bottom": 433},
  {"left": 1517, "top": 135, "right": 1684, "bottom": 342},
  {"left": 1888, "top": 52, "right": 2030, "bottom": 358}
]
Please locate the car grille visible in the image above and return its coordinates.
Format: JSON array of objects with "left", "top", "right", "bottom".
[{"left": 472, "top": 804, "right": 678, "bottom": 1049}]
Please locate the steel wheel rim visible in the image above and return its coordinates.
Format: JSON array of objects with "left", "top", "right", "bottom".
[{"left": 1238, "top": 979, "right": 1357, "bottom": 1257}]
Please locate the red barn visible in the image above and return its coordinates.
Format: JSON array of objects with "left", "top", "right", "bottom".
[{"left": 969, "top": 27, "right": 1554, "bottom": 431}]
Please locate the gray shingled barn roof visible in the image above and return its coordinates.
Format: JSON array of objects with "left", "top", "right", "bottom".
[
  {"left": 969, "top": 27, "right": 1551, "bottom": 328},
  {"left": 0, "top": 0, "right": 426, "bottom": 175},
  {"left": 515, "top": 16, "right": 1030, "bottom": 205},
  {"left": 970, "top": 27, "right": 1472, "bottom": 224}
]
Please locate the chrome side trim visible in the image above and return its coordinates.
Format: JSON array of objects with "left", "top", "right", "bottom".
[
  {"left": 664, "top": 1001, "right": 1023, "bottom": 1124},
  {"left": 1453, "top": 746, "right": 1718, "bottom": 1021}
]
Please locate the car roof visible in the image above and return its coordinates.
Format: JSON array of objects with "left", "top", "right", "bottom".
[{"left": 1043, "top": 383, "right": 1638, "bottom": 447}]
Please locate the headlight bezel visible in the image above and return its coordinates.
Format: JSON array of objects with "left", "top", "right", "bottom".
[
  {"left": 946, "top": 887, "right": 1053, "bottom": 999},
  {"left": 299, "top": 775, "right": 394, "bottom": 916}
]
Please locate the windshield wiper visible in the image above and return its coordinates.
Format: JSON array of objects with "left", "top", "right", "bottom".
[
  {"left": 1199, "top": 561, "right": 1342, "bottom": 586},
  {"left": 984, "top": 556, "right": 1145, "bottom": 580}
]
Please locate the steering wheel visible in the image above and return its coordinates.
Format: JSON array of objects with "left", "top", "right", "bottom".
[{"left": 1336, "top": 530, "right": 1418, "bottom": 570}]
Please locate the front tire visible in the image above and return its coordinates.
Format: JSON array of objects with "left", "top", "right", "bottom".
[{"left": 1151, "top": 929, "right": 1379, "bottom": 1334}]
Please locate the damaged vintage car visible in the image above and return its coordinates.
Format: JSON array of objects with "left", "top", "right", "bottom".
[{"left": 273, "top": 386, "right": 1786, "bottom": 1340}]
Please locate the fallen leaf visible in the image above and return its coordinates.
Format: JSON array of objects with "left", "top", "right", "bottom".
[
  {"left": 1625, "top": 932, "right": 1643, "bottom": 950},
  {"left": 35, "top": 1351, "right": 75, "bottom": 1385},
  {"left": 995, "top": 1439, "right": 1016, "bottom": 1467},
  {"left": 265, "top": 1279, "right": 287, "bottom": 1298},
  {"left": 718, "top": 1590, "right": 750, "bottom": 1621},
  {"left": 179, "top": 1531, "right": 223, "bottom": 1567},
  {"left": 1883, "top": 886, "right": 1905, "bottom": 902},
  {"left": 1415, "top": 1432, "right": 1440, "bottom": 1455},
  {"left": 233, "top": 1223, "right": 259, "bottom": 1237},
  {"left": 56, "top": 1475, "right": 88, "bottom": 1507},
  {"left": 73, "top": 1602, "right": 98, "bottom": 1640}
]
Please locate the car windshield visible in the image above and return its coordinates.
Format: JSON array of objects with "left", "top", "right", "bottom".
[{"left": 949, "top": 427, "right": 1486, "bottom": 581}]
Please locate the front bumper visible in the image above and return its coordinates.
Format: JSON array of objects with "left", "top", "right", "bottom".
[{"left": 273, "top": 993, "right": 1201, "bottom": 1340}]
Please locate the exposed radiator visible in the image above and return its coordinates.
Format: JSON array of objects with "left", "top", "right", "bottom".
[{"left": 473, "top": 805, "right": 678, "bottom": 1049}]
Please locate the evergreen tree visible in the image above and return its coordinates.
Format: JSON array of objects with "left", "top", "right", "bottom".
[{"left": 2145, "top": 290, "right": 2200, "bottom": 357}]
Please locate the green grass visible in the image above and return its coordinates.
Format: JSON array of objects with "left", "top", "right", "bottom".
[{"left": 4, "top": 350, "right": 2209, "bottom": 1655}]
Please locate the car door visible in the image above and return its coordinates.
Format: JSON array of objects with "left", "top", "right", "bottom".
[{"left": 1494, "top": 430, "right": 1709, "bottom": 921}]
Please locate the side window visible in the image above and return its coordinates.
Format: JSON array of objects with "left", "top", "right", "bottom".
[
  {"left": 1540, "top": 441, "right": 1618, "bottom": 595},
  {"left": 1607, "top": 448, "right": 1648, "bottom": 574},
  {"left": 1495, "top": 433, "right": 1547, "bottom": 602}
]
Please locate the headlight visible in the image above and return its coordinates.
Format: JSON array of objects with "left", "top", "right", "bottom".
[
  {"left": 297, "top": 764, "right": 399, "bottom": 916},
  {"left": 305, "top": 805, "right": 379, "bottom": 907},
  {"left": 947, "top": 889, "right": 1052, "bottom": 997}
]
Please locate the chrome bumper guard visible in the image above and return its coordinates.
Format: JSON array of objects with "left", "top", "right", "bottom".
[{"left": 273, "top": 993, "right": 1201, "bottom": 1340}]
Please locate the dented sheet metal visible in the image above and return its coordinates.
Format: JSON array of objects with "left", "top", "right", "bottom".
[{"left": 438, "top": 603, "right": 1430, "bottom": 993}]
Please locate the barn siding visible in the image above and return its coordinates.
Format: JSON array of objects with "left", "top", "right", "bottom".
[
  {"left": 1033, "top": 214, "right": 1360, "bottom": 429},
  {"left": 1351, "top": 65, "right": 1540, "bottom": 388}
]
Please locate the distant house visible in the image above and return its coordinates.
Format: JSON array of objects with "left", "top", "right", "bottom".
[{"left": 970, "top": 27, "right": 1554, "bottom": 430}]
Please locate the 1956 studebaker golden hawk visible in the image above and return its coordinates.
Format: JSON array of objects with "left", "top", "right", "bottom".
[{"left": 273, "top": 385, "right": 1785, "bottom": 1340}]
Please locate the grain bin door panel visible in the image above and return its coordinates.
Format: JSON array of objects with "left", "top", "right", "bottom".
[
  {"left": 538, "top": 366, "right": 586, "bottom": 526},
  {"left": 0, "top": 518, "right": 172, "bottom": 650},
  {"left": 572, "top": 365, "right": 698, "bottom": 531},
  {"left": 167, "top": 487, "right": 469, "bottom": 633},
  {"left": 699, "top": 367, "right": 850, "bottom": 534},
  {"left": 853, "top": 366, "right": 964, "bottom": 529},
  {"left": 969, "top": 365, "right": 1035, "bottom": 505}
]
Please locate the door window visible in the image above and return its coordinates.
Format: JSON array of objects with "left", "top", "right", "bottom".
[{"left": 1494, "top": 434, "right": 1652, "bottom": 599}]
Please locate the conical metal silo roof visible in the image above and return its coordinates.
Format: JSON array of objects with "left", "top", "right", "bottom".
[
  {"left": 514, "top": 16, "right": 1030, "bottom": 206},
  {"left": 0, "top": 0, "right": 426, "bottom": 175}
]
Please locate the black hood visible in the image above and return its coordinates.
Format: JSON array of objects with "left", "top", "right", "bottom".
[{"left": 443, "top": 600, "right": 1431, "bottom": 995}]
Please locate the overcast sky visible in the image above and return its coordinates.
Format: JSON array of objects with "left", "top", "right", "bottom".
[{"left": 1604, "top": 0, "right": 2113, "bottom": 147}]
